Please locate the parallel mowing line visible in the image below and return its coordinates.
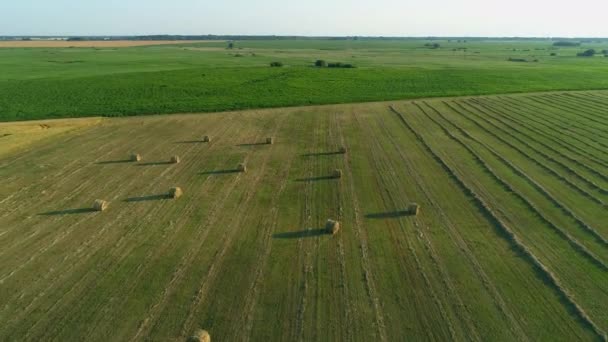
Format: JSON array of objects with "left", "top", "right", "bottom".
[
  {"left": 0, "top": 124, "right": 134, "bottom": 219},
  {"left": 133, "top": 116, "right": 285, "bottom": 341},
  {"left": 293, "top": 118, "right": 319, "bottom": 342},
  {"left": 492, "top": 96, "right": 608, "bottom": 161},
  {"left": 342, "top": 109, "right": 387, "bottom": 341},
  {"left": 176, "top": 116, "right": 289, "bottom": 341},
  {"left": 166, "top": 116, "right": 290, "bottom": 341},
  {"left": 331, "top": 113, "right": 355, "bottom": 342},
  {"left": 380, "top": 106, "right": 529, "bottom": 339},
  {"left": 382, "top": 105, "right": 529, "bottom": 339},
  {"left": 456, "top": 101, "right": 608, "bottom": 199},
  {"left": 0, "top": 120, "right": 183, "bottom": 282},
  {"left": 0, "top": 118, "right": 196, "bottom": 273},
  {"left": 492, "top": 97, "right": 608, "bottom": 157},
  {"left": 74, "top": 116, "right": 244, "bottom": 340},
  {"left": 466, "top": 99, "right": 608, "bottom": 183},
  {"left": 356, "top": 112, "right": 460, "bottom": 341},
  {"left": 239, "top": 146, "right": 297, "bottom": 341},
  {"left": 0, "top": 119, "right": 167, "bottom": 229},
  {"left": 545, "top": 94, "right": 608, "bottom": 127},
  {"left": 574, "top": 93, "right": 608, "bottom": 113},
  {"left": 374, "top": 113, "right": 484, "bottom": 340},
  {"left": 550, "top": 94, "right": 608, "bottom": 124},
  {"left": 423, "top": 102, "right": 608, "bottom": 254},
  {"left": 418, "top": 102, "right": 608, "bottom": 268},
  {"left": 466, "top": 98, "right": 608, "bottom": 173},
  {"left": 22, "top": 118, "right": 238, "bottom": 340},
  {"left": 533, "top": 94, "right": 608, "bottom": 129},
  {"left": 12, "top": 116, "right": 236, "bottom": 339},
  {"left": 448, "top": 101, "right": 607, "bottom": 204},
  {"left": 389, "top": 105, "right": 608, "bottom": 341},
  {"left": 515, "top": 96, "right": 608, "bottom": 142},
  {"left": 77, "top": 117, "right": 246, "bottom": 340}
]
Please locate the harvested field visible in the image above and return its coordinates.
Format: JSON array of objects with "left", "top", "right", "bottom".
[
  {"left": 0, "top": 90, "right": 606, "bottom": 341},
  {"left": 0, "top": 40, "right": 218, "bottom": 48}
]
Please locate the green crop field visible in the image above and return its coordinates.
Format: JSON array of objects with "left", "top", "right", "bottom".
[
  {"left": 1, "top": 90, "right": 606, "bottom": 341},
  {"left": 1, "top": 39, "right": 608, "bottom": 121}
]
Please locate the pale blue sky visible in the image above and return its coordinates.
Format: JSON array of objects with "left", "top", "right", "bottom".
[{"left": 2, "top": 0, "right": 607, "bottom": 37}]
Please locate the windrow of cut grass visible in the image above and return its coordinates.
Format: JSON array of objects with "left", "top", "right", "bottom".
[
  {"left": 512, "top": 96, "right": 608, "bottom": 145},
  {"left": 492, "top": 96, "right": 608, "bottom": 160},
  {"left": 389, "top": 104, "right": 605, "bottom": 340},
  {"left": 542, "top": 94, "right": 608, "bottom": 127},
  {"left": 401, "top": 101, "right": 608, "bottom": 334},
  {"left": 441, "top": 100, "right": 608, "bottom": 230},
  {"left": 445, "top": 100, "right": 607, "bottom": 204},
  {"left": 417, "top": 101, "right": 608, "bottom": 264},
  {"left": 467, "top": 98, "right": 608, "bottom": 184}
]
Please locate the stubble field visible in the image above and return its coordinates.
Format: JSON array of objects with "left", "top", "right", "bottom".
[{"left": 1, "top": 90, "right": 606, "bottom": 341}]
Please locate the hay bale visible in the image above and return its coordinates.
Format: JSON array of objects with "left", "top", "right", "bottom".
[
  {"left": 169, "top": 187, "right": 183, "bottom": 199},
  {"left": 332, "top": 169, "right": 343, "bottom": 179},
  {"left": 339, "top": 146, "right": 347, "bottom": 154},
  {"left": 266, "top": 137, "right": 274, "bottom": 145},
  {"left": 237, "top": 163, "right": 247, "bottom": 173},
  {"left": 171, "top": 156, "right": 181, "bottom": 164},
  {"left": 93, "top": 199, "right": 108, "bottom": 212},
  {"left": 325, "top": 219, "right": 340, "bottom": 235},
  {"left": 131, "top": 153, "right": 142, "bottom": 162},
  {"left": 187, "top": 329, "right": 210, "bottom": 342},
  {"left": 408, "top": 203, "right": 420, "bottom": 216},
  {"left": 203, "top": 136, "right": 210, "bottom": 142}
]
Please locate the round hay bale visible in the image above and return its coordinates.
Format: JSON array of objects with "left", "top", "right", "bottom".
[
  {"left": 131, "top": 153, "right": 142, "bottom": 162},
  {"left": 237, "top": 163, "right": 247, "bottom": 173},
  {"left": 332, "top": 169, "right": 343, "bottom": 179},
  {"left": 266, "top": 137, "right": 274, "bottom": 145},
  {"left": 187, "top": 329, "right": 210, "bottom": 342},
  {"left": 93, "top": 199, "right": 108, "bottom": 212},
  {"left": 203, "top": 136, "right": 211, "bottom": 143},
  {"left": 169, "top": 187, "right": 183, "bottom": 199},
  {"left": 408, "top": 203, "right": 420, "bottom": 216},
  {"left": 171, "top": 156, "right": 181, "bottom": 164},
  {"left": 339, "top": 146, "right": 347, "bottom": 154},
  {"left": 325, "top": 219, "right": 340, "bottom": 235}
]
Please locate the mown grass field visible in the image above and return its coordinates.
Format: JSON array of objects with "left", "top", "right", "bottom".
[
  {"left": 1, "top": 90, "right": 606, "bottom": 341},
  {"left": 1, "top": 39, "right": 608, "bottom": 121}
]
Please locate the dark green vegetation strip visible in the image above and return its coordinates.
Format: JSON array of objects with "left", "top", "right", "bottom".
[{"left": 1, "top": 39, "right": 608, "bottom": 121}]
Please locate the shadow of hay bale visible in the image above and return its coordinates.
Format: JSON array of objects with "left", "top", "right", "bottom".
[
  {"left": 273, "top": 228, "right": 327, "bottom": 239},
  {"left": 365, "top": 211, "right": 411, "bottom": 219},
  {"left": 301, "top": 151, "right": 344, "bottom": 157},
  {"left": 96, "top": 159, "right": 132, "bottom": 165},
  {"left": 136, "top": 161, "right": 173, "bottom": 166},
  {"left": 39, "top": 208, "right": 97, "bottom": 216},
  {"left": 200, "top": 169, "right": 240, "bottom": 175},
  {"left": 124, "top": 194, "right": 171, "bottom": 202},
  {"left": 294, "top": 176, "right": 335, "bottom": 182}
]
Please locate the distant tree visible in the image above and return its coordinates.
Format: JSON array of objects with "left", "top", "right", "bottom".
[
  {"left": 315, "top": 60, "right": 327, "bottom": 67},
  {"left": 424, "top": 43, "right": 440, "bottom": 49},
  {"left": 327, "top": 62, "right": 355, "bottom": 68},
  {"left": 553, "top": 41, "right": 580, "bottom": 47},
  {"left": 550, "top": 52, "right": 557, "bottom": 56},
  {"left": 227, "top": 41, "right": 234, "bottom": 49},
  {"left": 577, "top": 49, "right": 596, "bottom": 57},
  {"left": 270, "top": 61, "right": 283, "bottom": 67}
]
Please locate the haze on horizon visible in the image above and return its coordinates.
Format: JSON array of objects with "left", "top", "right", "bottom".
[{"left": 2, "top": 0, "right": 608, "bottom": 38}]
